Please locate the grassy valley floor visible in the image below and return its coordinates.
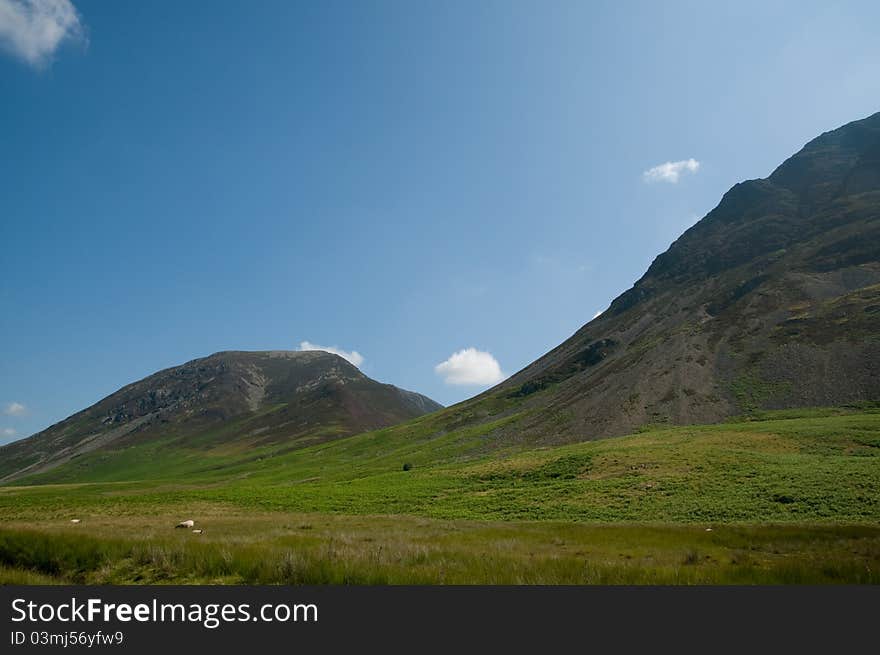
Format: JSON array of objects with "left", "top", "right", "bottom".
[{"left": 1, "top": 407, "right": 878, "bottom": 584}]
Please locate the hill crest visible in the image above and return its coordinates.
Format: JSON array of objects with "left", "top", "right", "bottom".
[{"left": 0, "top": 349, "right": 441, "bottom": 482}]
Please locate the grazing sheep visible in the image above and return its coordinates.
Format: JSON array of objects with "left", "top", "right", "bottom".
[
  {"left": 70, "top": 519, "right": 81, "bottom": 524},
  {"left": 192, "top": 529, "right": 203, "bottom": 535},
  {"left": 175, "top": 520, "right": 195, "bottom": 529}
]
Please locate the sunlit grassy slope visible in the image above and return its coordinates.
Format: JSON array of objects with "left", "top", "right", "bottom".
[
  {"left": 3, "top": 405, "right": 878, "bottom": 523},
  {"left": 1, "top": 406, "right": 878, "bottom": 584}
]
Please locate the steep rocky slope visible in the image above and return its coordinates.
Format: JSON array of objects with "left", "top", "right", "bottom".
[{"left": 453, "top": 112, "right": 880, "bottom": 446}]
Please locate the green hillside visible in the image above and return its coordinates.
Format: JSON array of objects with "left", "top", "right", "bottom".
[
  {"left": 4, "top": 405, "right": 878, "bottom": 523},
  {"left": 1, "top": 406, "right": 878, "bottom": 584},
  {"left": 1, "top": 114, "right": 879, "bottom": 585}
]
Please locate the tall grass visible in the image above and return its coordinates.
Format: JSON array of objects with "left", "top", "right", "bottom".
[
  {"left": 2, "top": 525, "right": 878, "bottom": 585},
  {"left": 2, "top": 408, "right": 878, "bottom": 585}
]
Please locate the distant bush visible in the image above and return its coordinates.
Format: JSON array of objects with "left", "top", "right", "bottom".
[{"left": 402, "top": 463, "right": 412, "bottom": 471}]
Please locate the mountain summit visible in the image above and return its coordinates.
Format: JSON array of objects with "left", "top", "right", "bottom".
[
  {"left": 472, "top": 112, "right": 880, "bottom": 445},
  {"left": 3, "top": 114, "right": 878, "bottom": 483},
  {"left": 0, "top": 350, "right": 441, "bottom": 482}
]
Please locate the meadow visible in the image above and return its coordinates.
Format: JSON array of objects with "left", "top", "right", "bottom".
[{"left": 1, "top": 406, "right": 878, "bottom": 584}]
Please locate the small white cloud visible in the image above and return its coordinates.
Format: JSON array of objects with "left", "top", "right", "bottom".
[
  {"left": 1, "top": 427, "right": 16, "bottom": 437},
  {"left": 3, "top": 401, "right": 26, "bottom": 416},
  {"left": 435, "top": 347, "right": 505, "bottom": 386},
  {"left": 643, "top": 158, "right": 701, "bottom": 184},
  {"left": 298, "top": 341, "right": 364, "bottom": 367},
  {"left": 0, "top": 0, "right": 85, "bottom": 68}
]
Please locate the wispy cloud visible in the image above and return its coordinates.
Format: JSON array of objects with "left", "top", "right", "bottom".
[
  {"left": 435, "top": 348, "right": 505, "bottom": 386},
  {"left": 643, "top": 158, "right": 700, "bottom": 184},
  {"left": 0, "top": 0, "right": 85, "bottom": 68},
  {"left": 1, "top": 427, "right": 16, "bottom": 438},
  {"left": 3, "top": 401, "right": 26, "bottom": 416},
  {"left": 298, "top": 341, "right": 365, "bottom": 368}
]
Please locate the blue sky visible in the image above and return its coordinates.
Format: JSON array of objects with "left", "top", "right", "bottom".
[{"left": 1, "top": 0, "right": 879, "bottom": 443}]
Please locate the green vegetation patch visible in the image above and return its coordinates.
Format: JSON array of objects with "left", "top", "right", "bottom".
[
  {"left": 1, "top": 407, "right": 878, "bottom": 584},
  {"left": 1, "top": 520, "right": 878, "bottom": 585},
  {"left": 730, "top": 370, "right": 793, "bottom": 413}
]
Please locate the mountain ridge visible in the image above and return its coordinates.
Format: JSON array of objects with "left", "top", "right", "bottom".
[
  {"left": 3, "top": 112, "right": 879, "bottom": 484},
  {"left": 470, "top": 111, "right": 880, "bottom": 445},
  {"left": 0, "top": 350, "right": 442, "bottom": 482}
]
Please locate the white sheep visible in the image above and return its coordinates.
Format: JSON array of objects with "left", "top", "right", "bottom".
[
  {"left": 175, "top": 520, "right": 195, "bottom": 529},
  {"left": 70, "top": 519, "right": 81, "bottom": 524},
  {"left": 192, "top": 529, "right": 204, "bottom": 535}
]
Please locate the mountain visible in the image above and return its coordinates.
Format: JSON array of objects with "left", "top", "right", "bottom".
[
  {"left": 3, "top": 113, "right": 878, "bottom": 485},
  {"left": 0, "top": 350, "right": 442, "bottom": 482},
  {"left": 437, "top": 112, "right": 880, "bottom": 447}
]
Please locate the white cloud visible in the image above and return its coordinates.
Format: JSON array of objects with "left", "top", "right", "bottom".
[
  {"left": 0, "top": 0, "right": 85, "bottom": 68},
  {"left": 3, "top": 401, "right": 26, "bottom": 416},
  {"left": 435, "top": 347, "right": 505, "bottom": 386},
  {"left": 643, "top": 158, "right": 701, "bottom": 184},
  {"left": 592, "top": 310, "right": 603, "bottom": 320},
  {"left": 298, "top": 341, "right": 364, "bottom": 368},
  {"left": 1, "top": 427, "right": 16, "bottom": 437}
]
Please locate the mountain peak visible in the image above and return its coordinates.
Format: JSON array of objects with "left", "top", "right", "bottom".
[
  {"left": 768, "top": 110, "right": 880, "bottom": 202},
  {"left": 480, "top": 113, "right": 880, "bottom": 445},
  {"left": 609, "top": 111, "right": 880, "bottom": 317},
  {"left": 0, "top": 349, "right": 441, "bottom": 483}
]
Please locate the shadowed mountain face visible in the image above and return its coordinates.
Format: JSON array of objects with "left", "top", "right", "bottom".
[
  {"left": 451, "top": 112, "right": 880, "bottom": 446},
  {"left": 0, "top": 351, "right": 442, "bottom": 482}
]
